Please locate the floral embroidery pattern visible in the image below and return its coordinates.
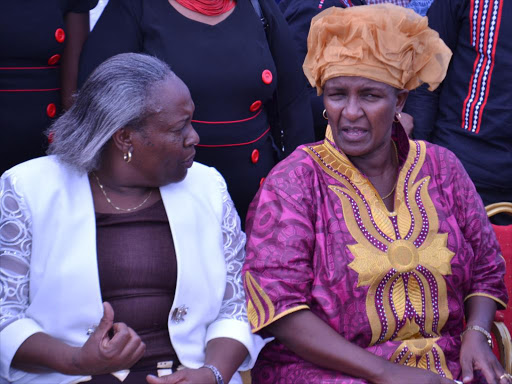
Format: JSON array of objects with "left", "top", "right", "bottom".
[{"left": 304, "top": 135, "right": 453, "bottom": 377}]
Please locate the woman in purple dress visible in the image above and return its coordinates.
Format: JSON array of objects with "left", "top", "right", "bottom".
[{"left": 243, "top": 5, "right": 509, "bottom": 384}]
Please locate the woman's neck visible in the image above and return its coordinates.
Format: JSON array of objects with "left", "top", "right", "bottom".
[
  {"left": 89, "top": 167, "right": 160, "bottom": 215},
  {"left": 349, "top": 141, "right": 397, "bottom": 179},
  {"left": 91, "top": 167, "right": 152, "bottom": 197}
]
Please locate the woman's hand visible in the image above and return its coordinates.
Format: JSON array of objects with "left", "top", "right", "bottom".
[
  {"left": 376, "top": 363, "right": 456, "bottom": 384},
  {"left": 146, "top": 367, "right": 216, "bottom": 384},
  {"left": 461, "top": 296, "right": 508, "bottom": 384},
  {"left": 72, "top": 302, "right": 146, "bottom": 375},
  {"left": 460, "top": 330, "right": 509, "bottom": 384},
  {"left": 12, "top": 302, "right": 145, "bottom": 376}
]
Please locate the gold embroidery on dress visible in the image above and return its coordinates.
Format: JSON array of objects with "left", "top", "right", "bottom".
[
  {"left": 303, "top": 132, "right": 454, "bottom": 377},
  {"left": 244, "top": 272, "right": 310, "bottom": 333},
  {"left": 245, "top": 272, "right": 276, "bottom": 331},
  {"left": 390, "top": 339, "right": 453, "bottom": 379}
]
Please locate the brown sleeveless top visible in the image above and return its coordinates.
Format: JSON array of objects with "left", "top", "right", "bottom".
[{"left": 95, "top": 199, "right": 180, "bottom": 372}]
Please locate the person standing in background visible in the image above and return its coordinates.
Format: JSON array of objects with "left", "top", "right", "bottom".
[
  {"left": 90, "top": 0, "right": 109, "bottom": 30},
  {"left": 0, "top": 0, "right": 98, "bottom": 173},
  {"left": 406, "top": 0, "right": 434, "bottom": 15},
  {"left": 78, "top": 0, "right": 314, "bottom": 226},
  {"left": 404, "top": 0, "right": 512, "bottom": 224}
]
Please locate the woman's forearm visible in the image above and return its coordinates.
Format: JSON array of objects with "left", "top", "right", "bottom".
[
  {"left": 61, "top": 12, "right": 90, "bottom": 110},
  {"left": 12, "top": 332, "right": 82, "bottom": 375},
  {"left": 463, "top": 295, "right": 497, "bottom": 348},
  {"left": 266, "top": 310, "right": 390, "bottom": 383},
  {"left": 204, "top": 338, "right": 248, "bottom": 383},
  {"left": 464, "top": 295, "right": 497, "bottom": 330}
]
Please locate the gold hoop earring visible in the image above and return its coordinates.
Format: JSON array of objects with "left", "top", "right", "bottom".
[
  {"left": 123, "top": 149, "right": 132, "bottom": 163},
  {"left": 323, "top": 109, "right": 328, "bottom": 120},
  {"left": 393, "top": 112, "right": 402, "bottom": 123}
]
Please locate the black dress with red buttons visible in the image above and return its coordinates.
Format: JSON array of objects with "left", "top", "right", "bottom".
[
  {"left": 0, "top": 0, "right": 98, "bottom": 173},
  {"left": 78, "top": 0, "right": 314, "bottom": 225}
]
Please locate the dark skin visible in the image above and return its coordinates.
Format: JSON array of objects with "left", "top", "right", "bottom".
[
  {"left": 13, "top": 303, "right": 146, "bottom": 376},
  {"left": 61, "top": 12, "right": 90, "bottom": 110},
  {"left": 90, "top": 76, "right": 199, "bottom": 213},
  {"left": 461, "top": 297, "right": 507, "bottom": 384},
  {"left": 265, "top": 76, "right": 508, "bottom": 383},
  {"left": 14, "top": 77, "right": 249, "bottom": 383},
  {"left": 323, "top": 76, "right": 407, "bottom": 211}
]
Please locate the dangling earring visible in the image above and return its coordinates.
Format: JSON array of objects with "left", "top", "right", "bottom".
[
  {"left": 393, "top": 112, "right": 402, "bottom": 123},
  {"left": 123, "top": 149, "right": 133, "bottom": 163},
  {"left": 323, "top": 109, "right": 328, "bottom": 120}
]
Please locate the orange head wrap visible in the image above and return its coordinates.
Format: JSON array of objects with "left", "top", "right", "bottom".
[{"left": 303, "top": 4, "right": 452, "bottom": 95}]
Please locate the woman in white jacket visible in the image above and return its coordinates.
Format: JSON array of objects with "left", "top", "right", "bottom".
[{"left": 0, "top": 53, "right": 265, "bottom": 384}]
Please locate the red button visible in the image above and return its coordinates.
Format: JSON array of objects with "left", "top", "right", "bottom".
[
  {"left": 48, "top": 54, "right": 61, "bottom": 65},
  {"left": 46, "top": 103, "right": 57, "bottom": 118},
  {"left": 48, "top": 131, "right": 55, "bottom": 144},
  {"left": 55, "top": 28, "right": 65, "bottom": 43},
  {"left": 249, "top": 100, "right": 262, "bottom": 112},
  {"left": 251, "top": 149, "right": 260, "bottom": 164},
  {"left": 262, "top": 69, "right": 273, "bottom": 84},
  {"left": 259, "top": 177, "right": 265, "bottom": 187}
]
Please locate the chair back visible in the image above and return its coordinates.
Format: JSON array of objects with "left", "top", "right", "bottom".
[
  {"left": 486, "top": 202, "right": 512, "bottom": 373},
  {"left": 486, "top": 202, "right": 512, "bottom": 328}
]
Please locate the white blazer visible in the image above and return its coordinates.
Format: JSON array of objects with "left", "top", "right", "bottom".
[{"left": 0, "top": 156, "right": 266, "bottom": 384}]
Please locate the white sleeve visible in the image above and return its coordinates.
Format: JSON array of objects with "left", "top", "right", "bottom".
[
  {"left": 0, "top": 174, "right": 32, "bottom": 331},
  {"left": 0, "top": 173, "right": 45, "bottom": 381},
  {"left": 204, "top": 172, "right": 268, "bottom": 371},
  {"left": 216, "top": 173, "right": 247, "bottom": 322}
]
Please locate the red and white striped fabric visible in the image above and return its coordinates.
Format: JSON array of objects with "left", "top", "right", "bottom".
[
  {"left": 461, "top": 0, "right": 504, "bottom": 133},
  {"left": 365, "top": 0, "right": 411, "bottom": 6}
]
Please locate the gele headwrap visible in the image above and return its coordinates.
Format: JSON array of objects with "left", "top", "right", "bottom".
[{"left": 303, "top": 4, "right": 452, "bottom": 94}]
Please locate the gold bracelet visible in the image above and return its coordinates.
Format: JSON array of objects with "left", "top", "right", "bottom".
[{"left": 460, "top": 325, "right": 493, "bottom": 348}]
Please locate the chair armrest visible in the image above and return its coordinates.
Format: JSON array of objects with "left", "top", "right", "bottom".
[
  {"left": 492, "top": 321, "right": 512, "bottom": 374},
  {"left": 240, "top": 370, "right": 252, "bottom": 384}
]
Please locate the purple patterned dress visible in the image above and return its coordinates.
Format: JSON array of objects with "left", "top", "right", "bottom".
[{"left": 243, "top": 125, "right": 507, "bottom": 383}]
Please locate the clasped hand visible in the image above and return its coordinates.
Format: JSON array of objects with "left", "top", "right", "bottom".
[{"left": 72, "top": 302, "right": 146, "bottom": 376}]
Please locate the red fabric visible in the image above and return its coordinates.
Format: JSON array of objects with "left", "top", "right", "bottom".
[
  {"left": 175, "top": 0, "right": 235, "bottom": 16},
  {"left": 493, "top": 224, "right": 512, "bottom": 330}
]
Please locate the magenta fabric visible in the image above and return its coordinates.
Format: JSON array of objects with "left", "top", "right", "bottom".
[{"left": 243, "top": 127, "right": 507, "bottom": 383}]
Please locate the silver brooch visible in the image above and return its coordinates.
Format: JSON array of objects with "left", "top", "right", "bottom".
[{"left": 171, "top": 305, "right": 188, "bottom": 323}]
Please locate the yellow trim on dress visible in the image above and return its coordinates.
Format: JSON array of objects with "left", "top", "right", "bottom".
[
  {"left": 251, "top": 305, "right": 311, "bottom": 334},
  {"left": 464, "top": 292, "right": 507, "bottom": 309},
  {"left": 245, "top": 271, "right": 310, "bottom": 333}
]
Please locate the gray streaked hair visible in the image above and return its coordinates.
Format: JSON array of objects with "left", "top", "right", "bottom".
[{"left": 47, "top": 52, "right": 175, "bottom": 172}]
